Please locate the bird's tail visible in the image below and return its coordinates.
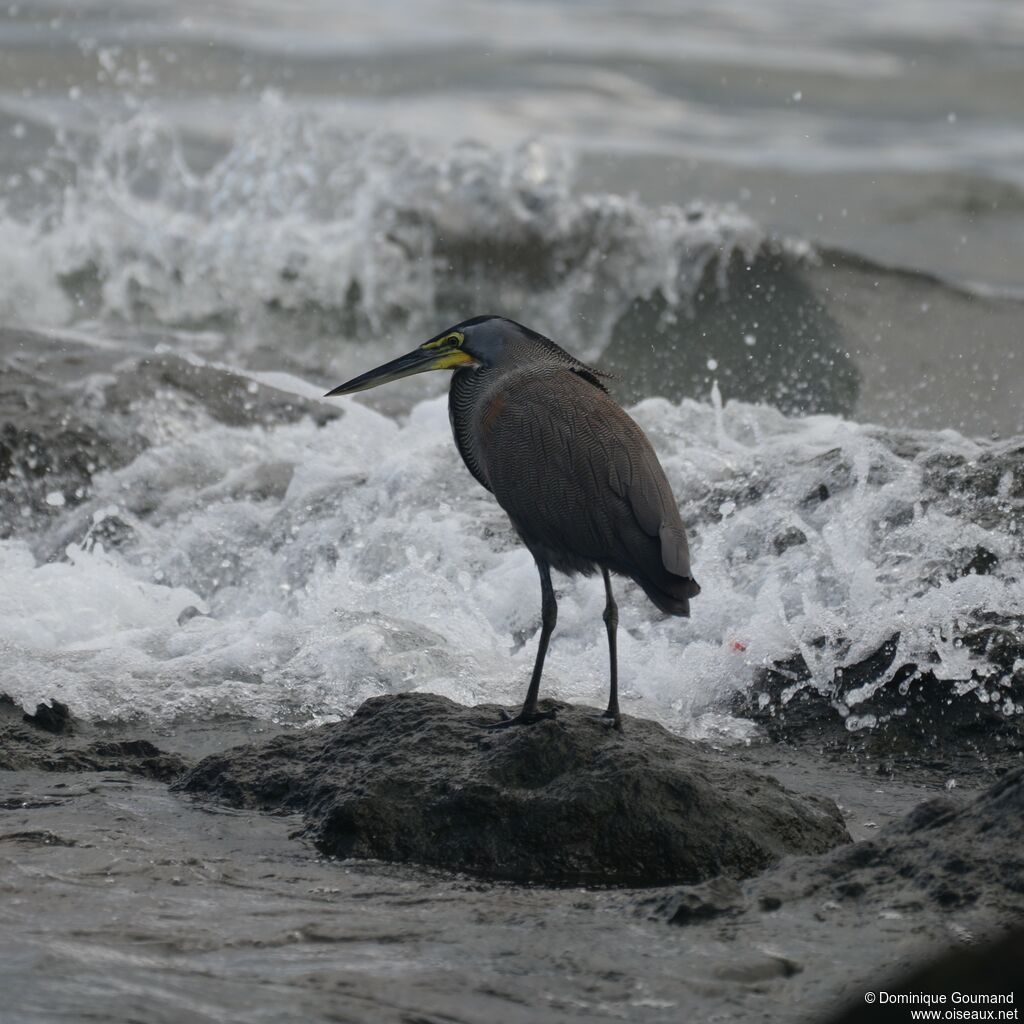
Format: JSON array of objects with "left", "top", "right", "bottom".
[{"left": 638, "top": 574, "right": 701, "bottom": 617}]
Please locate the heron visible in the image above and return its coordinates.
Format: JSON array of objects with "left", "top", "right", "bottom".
[{"left": 325, "top": 316, "right": 699, "bottom": 729}]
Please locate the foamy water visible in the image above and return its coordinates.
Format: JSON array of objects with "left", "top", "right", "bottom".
[
  {"left": 3, "top": 355, "right": 1020, "bottom": 738},
  {"left": 1, "top": 99, "right": 771, "bottom": 374}
]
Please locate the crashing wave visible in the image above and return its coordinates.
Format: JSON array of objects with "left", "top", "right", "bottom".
[
  {"left": 1, "top": 343, "right": 1020, "bottom": 745},
  {"left": 4, "top": 97, "right": 781, "bottom": 354}
]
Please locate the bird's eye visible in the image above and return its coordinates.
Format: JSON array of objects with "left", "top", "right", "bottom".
[{"left": 422, "top": 330, "right": 465, "bottom": 351}]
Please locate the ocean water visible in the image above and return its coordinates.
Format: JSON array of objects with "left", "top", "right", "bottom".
[{"left": 1, "top": 0, "right": 1023, "bottom": 739}]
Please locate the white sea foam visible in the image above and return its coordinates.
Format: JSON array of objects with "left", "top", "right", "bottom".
[
  {"left": 2, "top": 383, "right": 1019, "bottom": 736},
  {"left": 5, "top": 99, "right": 767, "bottom": 363},
  {"left": 0, "top": 108, "right": 1017, "bottom": 737}
]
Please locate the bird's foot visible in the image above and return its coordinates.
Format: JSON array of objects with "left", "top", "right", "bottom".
[
  {"left": 596, "top": 708, "right": 623, "bottom": 732},
  {"left": 486, "top": 707, "right": 558, "bottom": 730}
]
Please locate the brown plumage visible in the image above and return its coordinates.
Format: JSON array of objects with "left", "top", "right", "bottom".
[
  {"left": 467, "top": 364, "right": 696, "bottom": 614},
  {"left": 326, "top": 315, "right": 700, "bottom": 729}
]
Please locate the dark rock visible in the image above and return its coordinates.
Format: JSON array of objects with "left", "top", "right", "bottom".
[
  {"left": 87, "top": 513, "right": 136, "bottom": 550},
  {"left": 802, "top": 448, "right": 855, "bottom": 502},
  {"left": 803, "top": 482, "right": 831, "bottom": 506},
  {"left": 954, "top": 545, "right": 999, "bottom": 578},
  {"left": 102, "top": 353, "right": 341, "bottom": 430},
  {"left": 603, "top": 244, "right": 860, "bottom": 417},
  {"left": 177, "top": 605, "right": 207, "bottom": 626},
  {"left": 0, "top": 694, "right": 188, "bottom": 781},
  {"left": 736, "top": 620, "right": 1024, "bottom": 769},
  {"left": 920, "top": 440, "right": 1024, "bottom": 531},
  {"left": 779, "top": 767, "right": 1024, "bottom": 910},
  {"left": 0, "top": 830, "right": 77, "bottom": 848},
  {"left": 175, "top": 693, "right": 850, "bottom": 886},
  {"left": 22, "top": 699, "right": 74, "bottom": 735},
  {"left": 773, "top": 526, "right": 808, "bottom": 555},
  {"left": 31, "top": 738, "right": 187, "bottom": 782},
  {"left": 696, "top": 478, "right": 770, "bottom": 523},
  {"left": 649, "top": 768, "right": 1024, "bottom": 931},
  {"left": 659, "top": 877, "right": 747, "bottom": 926},
  {"left": 66, "top": 740, "right": 189, "bottom": 783},
  {"left": 0, "top": 364, "right": 146, "bottom": 538},
  {"left": 0, "top": 326, "right": 340, "bottom": 540},
  {"left": 714, "top": 954, "right": 803, "bottom": 982}
]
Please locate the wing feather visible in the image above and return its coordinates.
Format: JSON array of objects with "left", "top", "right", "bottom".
[{"left": 479, "top": 367, "right": 696, "bottom": 598}]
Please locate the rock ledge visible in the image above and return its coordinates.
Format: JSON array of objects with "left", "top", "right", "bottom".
[{"left": 176, "top": 693, "right": 849, "bottom": 885}]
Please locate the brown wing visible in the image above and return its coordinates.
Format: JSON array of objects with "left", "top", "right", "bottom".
[{"left": 479, "top": 367, "right": 699, "bottom": 613}]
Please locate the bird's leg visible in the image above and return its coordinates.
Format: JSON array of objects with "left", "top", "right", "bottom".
[
  {"left": 489, "top": 561, "right": 558, "bottom": 728},
  {"left": 600, "top": 568, "right": 622, "bottom": 730}
]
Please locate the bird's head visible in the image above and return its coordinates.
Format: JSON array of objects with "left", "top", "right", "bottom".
[{"left": 324, "top": 316, "right": 519, "bottom": 397}]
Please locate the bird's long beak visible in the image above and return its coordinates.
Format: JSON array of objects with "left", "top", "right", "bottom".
[{"left": 325, "top": 340, "right": 475, "bottom": 397}]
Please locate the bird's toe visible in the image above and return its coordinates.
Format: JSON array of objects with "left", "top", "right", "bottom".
[
  {"left": 597, "top": 710, "right": 623, "bottom": 732},
  {"left": 485, "top": 707, "right": 557, "bottom": 730}
]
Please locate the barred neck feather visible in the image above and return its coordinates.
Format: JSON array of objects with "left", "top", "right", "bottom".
[{"left": 448, "top": 365, "right": 495, "bottom": 493}]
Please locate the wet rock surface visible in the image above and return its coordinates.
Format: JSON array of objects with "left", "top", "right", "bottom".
[
  {"left": 0, "top": 359, "right": 147, "bottom": 539},
  {"left": 605, "top": 244, "right": 860, "bottom": 416},
  {"left": 643, "top": 766, "right": 1024, "bottom": 928},
  {"left": 176, "top": 692, "right": 850, "bottom": 885},
  {"left": 736, "top": 617, "right": 1024, "bottom": 771},
  {"left": 0, "top": 695, "right": 188, "bottom": 782},
  {"left": 0, "top": 327, "right": 339, "bottom": 539}
]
